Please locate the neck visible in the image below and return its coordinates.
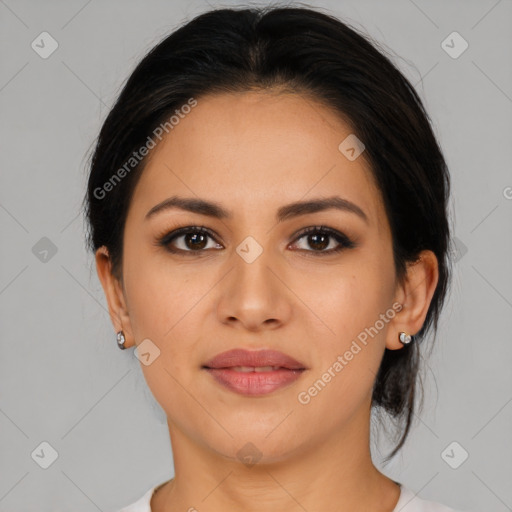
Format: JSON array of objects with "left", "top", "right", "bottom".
[{"left": 152, "top": 405, "right": 401, "bottom": 512}]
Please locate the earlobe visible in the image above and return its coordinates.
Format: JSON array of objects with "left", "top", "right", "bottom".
[
  {"left": 386, "top": 250, "right": 439, "bottom": 350},
  {"left": 95, "top": 246, "right": 134, "bottom": 349}
]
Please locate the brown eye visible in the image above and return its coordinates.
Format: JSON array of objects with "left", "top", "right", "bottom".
[
  {"left": 291, "top": 226, "right": 356, "bottom": 255},
  {"left": 306, "top": 232, "right": 330, "bottom": 251},
  {"left": 158, "top": 226, "right": 222, "bottom": 254},
  {"left": 183, "top": 232, "right": 208, "bottom": 250}
]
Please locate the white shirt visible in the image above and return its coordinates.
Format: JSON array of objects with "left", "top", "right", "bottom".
[{"left": 115, "top": 482, "right": 469, "bottom": 511}]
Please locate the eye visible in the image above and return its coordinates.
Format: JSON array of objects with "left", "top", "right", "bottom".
[
  {"left": 289, "top": 226, "right": 356, "bottom": 255},
  {"left": 156, "top": 226, "right": 222, "bottom": 254},
  {"left": 155, "top": 224, "right": 356, "bottom": 256}
]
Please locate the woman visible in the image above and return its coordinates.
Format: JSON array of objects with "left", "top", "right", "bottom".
[{"left": 83, "top": 5, "right": 469, "bottom": 512}]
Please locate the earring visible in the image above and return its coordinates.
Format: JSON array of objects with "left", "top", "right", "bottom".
[
  {"left": 116, "top": 330, "right": 126, "bottom": 350},
  {"left": 398, "top": 331, "right": 413, "bottom": 345}
]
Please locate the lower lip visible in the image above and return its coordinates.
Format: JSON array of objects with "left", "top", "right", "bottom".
[{"left": 204, "top": 368, "right": 305, "bottom": 396}]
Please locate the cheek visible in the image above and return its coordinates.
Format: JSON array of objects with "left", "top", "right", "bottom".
[
  {"left": 295, "top": 256, "right": 394, "bottom": 390},
  {"left": 292, "top": 271, "right": 391, "bottom": 421},
  {"left": 294, "top": 263, "right": 390, "bottom": 343},
  {"left": 123, "top": 245, "right": 208, "bottom": 341},
  {"left": 123, "top": 254, "right": 206, "bottom": 417}
]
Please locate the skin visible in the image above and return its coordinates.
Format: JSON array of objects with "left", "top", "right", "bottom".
[{"left": 96, "top": 90, "right": 439, "bottom": 512}]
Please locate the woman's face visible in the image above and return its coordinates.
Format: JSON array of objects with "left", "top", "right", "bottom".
[{"left": 98, "top": 90, "right": 429, "bottom": 464}]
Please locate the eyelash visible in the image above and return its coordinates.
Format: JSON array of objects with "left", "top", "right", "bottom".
[{"left": 155, "top": 224, "right": 357, "bottom": 256}]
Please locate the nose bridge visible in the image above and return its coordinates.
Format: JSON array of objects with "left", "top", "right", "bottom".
[
  {"left": 216, "top": 232, "right": 291, "bottom": 330},
  {"left": 232, "top": 234, "right": 277, "bottom": 296}
]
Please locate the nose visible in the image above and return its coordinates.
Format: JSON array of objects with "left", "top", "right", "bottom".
[{"left": 216, "top": 244, "right": 293, "bottom": 332}]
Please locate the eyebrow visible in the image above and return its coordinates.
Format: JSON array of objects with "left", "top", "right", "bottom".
[{"left": 145, "top": 195, "right": 369, "bottom": 224}]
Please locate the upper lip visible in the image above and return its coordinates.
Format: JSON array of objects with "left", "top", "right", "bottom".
[{"left": 203, "top": 349, "right": 306, "bottom": 370}]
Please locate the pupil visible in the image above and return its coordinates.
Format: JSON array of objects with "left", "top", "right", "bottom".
[
  {"left": 186, "top": 233, "right": 207, "bottom": 250},
  {"left": 309, "top": 233, "right": 328, "bottom": 250}
]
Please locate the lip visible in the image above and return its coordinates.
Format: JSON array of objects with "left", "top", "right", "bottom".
[
  {"left": 203, "top": 348, "right": 306, "bottom": 370},
  {"left": 202, "top": 349, "right": 307, "bottom": 396}
]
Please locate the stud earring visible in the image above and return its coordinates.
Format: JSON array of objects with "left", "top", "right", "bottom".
[
  {"left": 116, "top": 330, "right": 126, "bottom": 350},
  {"left": 398, "top": 331, "right": 413, "bottom": 345}
]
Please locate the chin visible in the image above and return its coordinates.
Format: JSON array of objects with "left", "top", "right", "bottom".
[{"left": 205, "top": 429, "right": 307, "bottom": 467}]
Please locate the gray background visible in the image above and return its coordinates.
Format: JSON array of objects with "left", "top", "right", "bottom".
[{"left": 1, "top": 0, "right": 511, "bottom": 510}]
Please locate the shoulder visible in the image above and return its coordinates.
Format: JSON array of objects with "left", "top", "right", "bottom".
[
  {"left": 395, "top": 485, "right": 471, "bottom": 512},
  {"left": 114, "top": 485, "right": 156, "bottom": 512}
]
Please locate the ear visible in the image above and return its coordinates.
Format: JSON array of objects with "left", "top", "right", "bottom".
[
  {"left": 386, "top": 250, "right": 439, "bottom": 350},
  {"left": 95, "top": 246, "right": 135, "bottom": 349}
]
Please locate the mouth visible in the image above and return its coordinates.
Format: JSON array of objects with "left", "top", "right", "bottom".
[{"left": 202, "top": 349, "right": 307, "bottom": 396}]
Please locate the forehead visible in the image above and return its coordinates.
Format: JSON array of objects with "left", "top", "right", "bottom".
[{"left": 130, "top": 90, "right": 389, "bottom": 234}]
